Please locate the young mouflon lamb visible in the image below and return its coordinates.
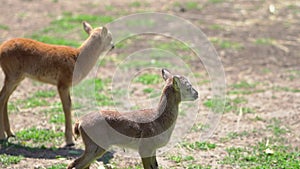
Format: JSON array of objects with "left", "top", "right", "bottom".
[
  {"left": 0, "top": 22, "right": 114, "bottom": 146},
  {"left": 67, "top": 69, "right": 198, "bottom": 169}
]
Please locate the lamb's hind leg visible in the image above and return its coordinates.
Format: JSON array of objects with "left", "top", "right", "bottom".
[
  {"left": 0, "top": 75, "right": 23, "bottom": 140},
  {"left": 68, "top": 130, "right": 106, "bottom": 169},
  {"left": 139, "top": 148, "right": 158, "bottom": 169}
]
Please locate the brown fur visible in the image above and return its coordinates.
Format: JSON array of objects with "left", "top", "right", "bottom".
[
  {"left": 0, "top": 22, "right": 113, "bottom": 146},
  {"left": 67, "top": 69, "right": 198, "bottom": 169}
]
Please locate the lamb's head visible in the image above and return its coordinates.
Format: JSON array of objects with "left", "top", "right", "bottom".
[
  {"left": 162, "top": 69, "right": 198, "bottom": 101},
  {"left": 83, "top": 21, "right": 114, "bottom": 51}
]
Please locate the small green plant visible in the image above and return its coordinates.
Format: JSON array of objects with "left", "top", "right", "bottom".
[
  {"left": 169, "top": 155, "right": 195, "bottom": 163},
  {"left": 0, "top": 154, "right": 24, "bottom": 167},
  {"left": 191, "top": 123, "right": 210, "bottom": 132},
  {"left": 182, "top": 141, "right": 216, "bottom": 151},
  {"left": 47, "top": 163, "right": 68, "bottom": 169},
  {"left": 143, "top": 88, "right": 154, "bottom": 93}
]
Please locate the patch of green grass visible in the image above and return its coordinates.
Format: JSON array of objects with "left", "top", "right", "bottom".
[
  {"left": 228, "top": 89, "right": 265, "bottom": 95},
  {"left": 47, "top": 163, "right": 68, "bottom": 169},
  {"left": 96, "top": 93, "right": 114, "bottom": 106},
  {"left": 221, "top": 141, "right": 300, "bottom": 168},
  {"left": 221, "top": 131, "right": 250, "bottom": 142},
  {"left": 255, "top": 38, "right": 274, "bottom": 45},
  {"left": 186, "top": 164, "right": 211, "bottom": 169},
  {"left": 169, "top": 155, "right": 195, "bottom": 163},
  {"left": 120, "top": 60, "right": 174, "bottom": 69},
  {"left": 30, "top": 34, "right": 80, "bottom": 47},
  {"left": 185, "top": 2, "right": 202, "bottom": 10},
  {"left": 73, "top": 78, "right": 105, "bottom": 97},
  {"left": 120, "top": 165, "right": 143, "bottom": 169},
  {"left": 0, "top": 154, "right": 24, "bottom": 167},
  {"left": 8, "top": 102, "right": 18, "bottom": 112},
  {"left": 34, "top": 90, "right": 56, "bottom": 98},
  {"left": 210, "top": 37, "right": 243, "bottom": 50},
  {"left": 191, "top": 123, "right": 210, "bottom": 132},
  {"left": 203, "top": 97, "right": 254, "bottom": 114},
  {"left": 0, "top": 24, "right": 9, "bottom": 30},
  {"left": 143, "top": 88, "right": 154, "bottom": 93},
  {"left": 133, "top": 73, "right": 161, "bottom": 85},
  {"left": 52, "top": 12, "right": 114, "bottom": 28},
  {"left": 208, "top": 0, "right": 225, "bottom": 3},
  {"left": 208, "top": 24, "right": 225, "bottom": 30},
  {"left": 231, "top": 81, "right": 257, "bottom": 89},
  {"left": 15, "top": 127, "right": 64, "bottom": 145},
  {"left": 73, "top": 78, "right": 114, "bottom": 106},
  {"left": 228, "top": 81, "right": 264, "bottom": 95},
  {"left": 20, "top": 96, "right": 50, "bottom": 108},
  {"left": 182, "top": 141, "right": 216, "bottom": 151},
  {"left": 272, "top": 86, "right": 300, "bottom": 93},
  {"left": 29, "top": 12, "right": 114, "bottom": 46},
  {"left": 105, "top": 5, "right": 115, "bottom": 11}
]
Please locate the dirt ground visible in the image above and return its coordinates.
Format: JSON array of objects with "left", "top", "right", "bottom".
[{"left": 0, "top": 0, "right": 300, "bottom": 168}]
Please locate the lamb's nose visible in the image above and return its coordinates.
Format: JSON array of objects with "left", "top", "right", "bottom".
[{"left": 194, "top": 91, "right": 199, "bottom": 99}]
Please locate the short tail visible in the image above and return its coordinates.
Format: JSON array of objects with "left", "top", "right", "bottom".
[{"left": 73, "top": 121, "right": 81, "bottom": 140}]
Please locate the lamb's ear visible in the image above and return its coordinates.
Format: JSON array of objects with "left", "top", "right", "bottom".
[
  {"left": 83, "top": 21, "right": 92, "bottom": 35},
  {"left": 101, "top": 26, "right": 108, "bottom": 36},
  {"left": 172, "top": 76, "right": 180, "bottom": 91},
  {"left": 162, "top": 68, "right": 172, "bottom": 81}
]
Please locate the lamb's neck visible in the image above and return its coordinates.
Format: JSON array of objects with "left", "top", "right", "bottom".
[
  {"left": 155, "top": 87, "right": 180, "bottom": 128},
  {"left": 73, "top": 37, "right": 104, "bottom": 84}
]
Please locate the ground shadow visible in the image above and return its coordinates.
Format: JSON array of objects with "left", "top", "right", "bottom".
[{"left": 0, "top": 141, "right": 114, "bottom": 164}]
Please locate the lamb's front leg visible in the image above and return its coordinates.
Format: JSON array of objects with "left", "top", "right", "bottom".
[{"left": 58, "top": 84, "right": 74, "bottom": 146}]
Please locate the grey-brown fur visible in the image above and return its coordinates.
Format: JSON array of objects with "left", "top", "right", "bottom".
[{"left": 67, "top": 69, "right": 198, "bottom": 169}]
